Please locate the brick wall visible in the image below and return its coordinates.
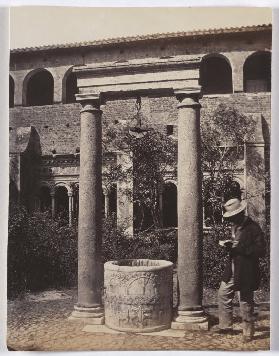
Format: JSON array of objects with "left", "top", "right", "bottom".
[
  {"left": 9, "top": 92, "right": 271, "bottom": 155},
  {"left": 10, "top": 103, "right": 81, "bottom": 155}
]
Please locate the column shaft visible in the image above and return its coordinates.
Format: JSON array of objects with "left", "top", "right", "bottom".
[
  {"left": 172, "top": 92, "right": 208, "bottom": 330},
  {"left": 104, "top": 193, "right": 109, "bottom": 218},
  {"left": 77, "top": 102, "right": 103, "bottom": 308},
  {"left": 51, "top": 192, "right": 55, "bottom": 218},
  {"left": 177, "top": 96, "right": 203, "bottom": 310},
  {"left": 68, "top": 193, "right": 73, "bottom": 227}
]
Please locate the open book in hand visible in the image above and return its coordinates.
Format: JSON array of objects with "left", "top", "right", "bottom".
[{"left": 219, "top": 240, "right": 233, "bottom": 247}]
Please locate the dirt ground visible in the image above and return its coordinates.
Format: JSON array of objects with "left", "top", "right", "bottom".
[{"left": 6, "top": 288, "right": 269, "bottom": 351}]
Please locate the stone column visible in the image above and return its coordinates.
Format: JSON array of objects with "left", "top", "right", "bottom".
[
  {"left": 50, "top": 190, "right": 55, "bottom": 218},
  {"left": 103, "top": 189, "right": 109, "bottom": 218},
  {"left": 171, "top": 89, "right": 208, "bottom": 330},
  {"left": 70, "top": 94, "right": 104, "bottom": 324},
  {"left": 68, "top": 191, "right": 73, "bottom": 227},
  {"left": 116, "top": 151, "right": 133, "bottom": 235},
  {"left": 244, "top": 114, "right": 269, "bottom": 231}
]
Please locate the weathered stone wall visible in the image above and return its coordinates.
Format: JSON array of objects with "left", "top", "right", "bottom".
[
  {"left": 9, "top": 104, "right": 81, "bottom": 155},
  {"left": 9, "top": 93, "right": 271, "bottom": 155}
]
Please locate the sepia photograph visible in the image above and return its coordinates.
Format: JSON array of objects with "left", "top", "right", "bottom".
[{"left": 7, "top": 6, "right": 271, "bottom": 351}]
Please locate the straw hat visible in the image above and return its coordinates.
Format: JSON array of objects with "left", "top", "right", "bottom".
[{"left": 223, "top": 198, "right": 247, "bottom": 218}]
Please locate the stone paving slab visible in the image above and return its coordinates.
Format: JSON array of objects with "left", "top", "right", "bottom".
[
  {"left": 83, "top": 324, "right": 186, "bottom": 338},
  {"left": 7, "top": 288, "right": 270, "bottom": 351}
]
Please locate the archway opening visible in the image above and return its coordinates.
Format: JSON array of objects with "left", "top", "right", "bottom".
[
  {"left": 200, "top": 55, "right": 233, "bottom": 94},
  {"left": 9, "top": 75, "right": 14, "bottom": 108},
  {"left": 55, "top": 186, "right": 69, "bottom": 220},
  {"left": 244, "top": 52, "right": 271, "bottom": 93},
  {"left": 108, "top": 184, "right": 117, "bottom": 218},
  {"left": 39, "top": 186, "right": 51, "bottom": 212},
  {"left": 26, "top": 69, "right": 54, "bottom": 106},
  {"left": 73, "top": 184, "right": 79, "bottom": 221},
  {"left": 65, "top": 71, "right": 77, "bottom": 103},
  {"left": 162, "top": 182, "right": 177, "bottom": 228},
  {"left": 9, "top": 180, "right": 18, "bottom": 204}
]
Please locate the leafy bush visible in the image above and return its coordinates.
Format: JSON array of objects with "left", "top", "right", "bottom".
[
  {"left": 8, "top": 204, "right": 269, "bottom": 298},
  {"left": 203, "top": 226, "right": 231, "bottom": 289},
  {"left": 202, "top": 224, "right": 270, "bottom": 290},
  {"left": 8, "top": 204, "right": 78, "bottom": 298},
  {"left": 102, "top": 217, "right": 177, "bottom": 263}
]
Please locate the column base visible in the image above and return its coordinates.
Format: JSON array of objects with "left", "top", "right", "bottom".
[
  {"left": 68, "top": 304, "right": 104, "bottom": 324},
  {"left": 171, "top": 310, "right": 209, "bottom": 331}
]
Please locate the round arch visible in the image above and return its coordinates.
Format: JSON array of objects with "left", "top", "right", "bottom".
[
  {"left": 62, "top": 66, "right": 78, "bottom": 104},
  {"left": 38, "top": 184, "right": 52, "bottom": 212},
  {"left": 243, "top": 51, "right": 271, "bottom": 93},
  {"left": 54, "top": 185, "right": 69, "bottom": 219},
  {"left": 200, "top": 53, "right": 233, "bottom": 94},
  {"left": 162, "top": 181, "right": 177, "bottom": 228},
  {"left": 23, "top": 68, "right": 54, "bottom": 106},
  {"left": 9, "top": 75, "right": 15, "bottom": 108},
  {"left": 54, "top": 182, "right": 71, "bottom": 194}
]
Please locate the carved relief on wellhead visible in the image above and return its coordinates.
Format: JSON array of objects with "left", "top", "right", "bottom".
[{"left": 104, "top": 259, "right": 173, "bottom": 332}]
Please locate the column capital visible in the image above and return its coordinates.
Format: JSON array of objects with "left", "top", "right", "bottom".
[
  {"left": 76, "top": 93, "right": 102, "bottom": 114},
  {"left": 174, "top": 88, "right": 201, "bottom": 109}
]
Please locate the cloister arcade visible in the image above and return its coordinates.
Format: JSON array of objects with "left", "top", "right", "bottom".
[
  {"left": 9, "top": 51, "right": 271, "bottom": 108},
  {"left": 37, "top": 182, "right": 117, "bottom": 226}
]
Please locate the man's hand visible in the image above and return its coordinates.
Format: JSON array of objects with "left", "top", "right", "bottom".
[{"left": 219, "top": 240, "right": 233, "bottom": 247}]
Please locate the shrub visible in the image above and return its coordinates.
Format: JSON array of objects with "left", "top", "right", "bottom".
[
  {"left": 8, "top": 204, "right": 29, "bottom": 297},
  {"left": 8, "top": 204, "right": 78, "bottom": 298},
  {"left": 203, "top": 224, "right": 270, "bottom": 290},
  {"left": 8, "top": 204, "right": 269, "bottom": 298},
  {"left": 102, "top": 218, "right": 177, "bottom": 263},
  {"left": 203, "top": 226, "right": 231, "bottom": 289}
]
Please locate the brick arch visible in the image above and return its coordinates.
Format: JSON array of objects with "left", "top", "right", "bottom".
[
  {"left": 163, "top": 178, "right": 177, "bottom": 186},
  {"left": 162, "top": 181, "right": 177, "bottom": 228},
  {"left": 243, "top": 50, "right": 271, "bottom": 93},
  {"left": 9, "top": 74, "right": 15, "bottom": 108},
  {"left": 62, "top": 66, "right": 78, "bottom": 104},
  {"left": 54, "top": 183, "right": 70, "bottom": 219},
  {"left": 200, "top": 53, "right": 233, "bottom": 94},
  {"left": 23, "top": 68, "right": 54, "bottom": 106},
  {"left": 54, "top": 182, "right": 72, "bottom": 194}
]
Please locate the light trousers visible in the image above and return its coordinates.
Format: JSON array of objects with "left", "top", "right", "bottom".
[{"left": 218, "top": 277, "right": 255, "bottom": 337}]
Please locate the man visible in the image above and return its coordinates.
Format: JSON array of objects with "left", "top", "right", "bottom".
[{"left": 213, "top": 198, "right": 266, "bottom": 342}]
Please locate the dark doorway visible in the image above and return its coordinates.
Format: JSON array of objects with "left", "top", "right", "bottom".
[
  {"left": 200, "top": 56, "right": 233, "bottom": 94},
  {"left": 73, "top": 184, "right": 79, "bottom": 221},
  {"left": 55, "top": 186, "right": 68, "bottom": 220},
  {"left": 9, "top": 180, "right": 18, "bottom": 204},
  {"left": 26, "top": 69, "right": 54, "bottom": 106},
  {"left": 65, "top": 71, "right": 77, "bottom": 103},
  {"left": 162, "top": 182, "right": 177, "bottom": 228},
  {"left": 109, "top": 184, "right": 117, "bottom": 218},
  {"left": 9, "top": 75, "right": 14, "bottom": 108},
  {"left": 244, "top": 52, "right": 271, "bottom": 93},
  {"left": 39, "top": 186, "right": 51, "bottom": 212}
]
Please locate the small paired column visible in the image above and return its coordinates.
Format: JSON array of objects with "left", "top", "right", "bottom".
[
  {"left": 50, "top": 190, "right": 55, "bottom": 218},
  {"left": 116, "top": 151, "right": 133, "bottom": 235},
  {"left": 68, "top": 191, "right": 73, "bottom": 227},
  {"left": 70, "top": 93, "right": 104, "bottom": 324},
  {"left": 103, "top": 188, "right": 109, "bottom": 218},
  {"left": 171, "top": 89, "right": 208, "bottom": 330}
]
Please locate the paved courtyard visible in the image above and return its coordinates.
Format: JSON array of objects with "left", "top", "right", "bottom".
[{"left": 7, "top": 288, "right": 269, "bottom": 351}]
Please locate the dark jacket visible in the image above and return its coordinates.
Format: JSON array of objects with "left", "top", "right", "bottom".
[{"left": 222, "top": 217, "right": 266, "bottom": 291}]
